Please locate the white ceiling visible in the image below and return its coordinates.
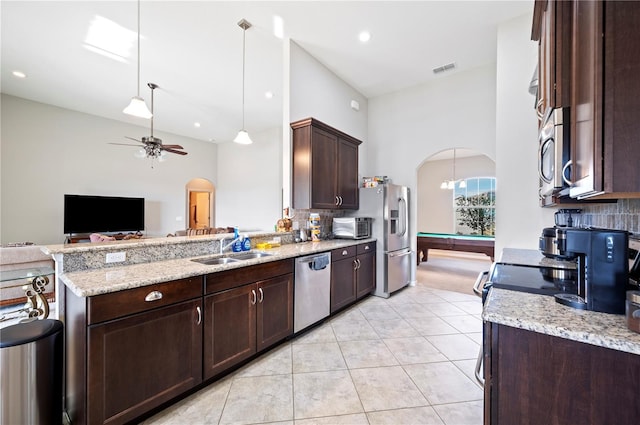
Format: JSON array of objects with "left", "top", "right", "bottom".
[{"left": 1, "top": 1, "right": 532, "bottom": 144}]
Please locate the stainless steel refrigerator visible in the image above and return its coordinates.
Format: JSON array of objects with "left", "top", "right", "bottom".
[{"left": 353, "top": 184, "right": 412, "bottom": 297}]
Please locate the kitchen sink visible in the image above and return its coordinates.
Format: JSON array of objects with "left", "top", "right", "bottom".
[
  {"left": 229, "top": 252, "right": 273, "bottom": 260},
  {"left": 192, "top": 257, "right": 242, "bottom": 265}
]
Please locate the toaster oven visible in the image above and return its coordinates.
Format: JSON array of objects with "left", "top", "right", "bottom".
[{"left": 332, "top": 217, "right": 371, "bottom": 239}]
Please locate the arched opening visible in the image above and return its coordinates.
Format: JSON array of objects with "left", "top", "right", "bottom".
[
  {"left": 185, "top": 178, "right": 215, "bottom": 230},
  {"left": 415, "top": 148, "right": 496, "bottom": 294}
]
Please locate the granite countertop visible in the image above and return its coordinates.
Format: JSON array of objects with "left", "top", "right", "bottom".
[
  {"left": 60, "top": 238, "right": 374, "bottom": 298},
  {"left": 483, "top": 288, "right": 640, "bottom": 356},
  {"left": 500, "top": 247, "right": 577, "bottom": 269}
]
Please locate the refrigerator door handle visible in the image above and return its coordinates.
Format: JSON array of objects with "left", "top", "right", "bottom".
[
  {"left": 389, "top": 249, "right": 412, "bottom": 258},
  {"left": 398, "top": 197, "right": 408, "bottom": 237}
]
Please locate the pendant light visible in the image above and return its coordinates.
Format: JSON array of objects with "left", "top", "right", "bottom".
[
  {"left": 233, "top": 19, "right": 253, "bottom": 145},
  {"left": 440, "top": 148, "right": 466, "bottom": 189},
  {"left": 123, "top": 0, "right": 153, "bottom": 119}
]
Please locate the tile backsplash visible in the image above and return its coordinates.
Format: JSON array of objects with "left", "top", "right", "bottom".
[
  {"left": 289, "top": 209, "right": 345, "bottom": 238},
  {"left": 580, "top": 199, "right": 640, "bottom": 236}
]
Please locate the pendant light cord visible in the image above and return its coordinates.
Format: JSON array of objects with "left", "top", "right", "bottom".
[
  {"left": 136, "top": 0, "right": 141, "bottom": 97},
  {"left": 241, "top": 25, "right": 246, "bottom": 129}
]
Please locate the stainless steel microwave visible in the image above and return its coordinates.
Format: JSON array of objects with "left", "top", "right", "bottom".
[
  {"left": 538, "top": 107, "right": 571, "bottom": 198},
  {"left": 332, "top": 217, "right": 371, "bottom": 239}
]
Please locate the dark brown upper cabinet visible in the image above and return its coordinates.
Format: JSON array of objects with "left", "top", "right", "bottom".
[
  {"left": 569, "top": 0, "right": 640, "bottom": 199},
  {"left": 531, "top": 0, "right": 573, "bottom": 122},
  {"left": 291, "top": 118, "right": 362, "bottom": 210}
]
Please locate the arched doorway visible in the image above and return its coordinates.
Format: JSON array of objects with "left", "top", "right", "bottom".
[{"left": 185, "top": 178, "right": 215, "bottom": 229}]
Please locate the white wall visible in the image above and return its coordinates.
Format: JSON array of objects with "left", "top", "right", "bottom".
[
  {"left": 0, "top": 94, "right": 218, "bottom": 244},
  {"left": 495, "top": 14, "right": 555, "bottom": 254},
  {"left": 216, "top": 126, "right": 282, "bottom": 232},
  {"left": 418, "top": 154, "right": 496, "bottom": 233},
  {"left": 368, "top": 63, "right": 498, "bottom": 268}
]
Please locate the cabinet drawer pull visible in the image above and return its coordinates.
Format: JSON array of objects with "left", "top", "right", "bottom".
[
  {"left": 258, "top": 287, "right": 264, "bottom": 303},
  {"left": 342, "top": 250, "right": 349, "bottom": 256},
  {"left": 364, "top": 245, "right": 369, "bottom": 250},
  {"left": 196, "top": 306, "right": 202, "bottom": 325},
  {"left": 144, "top": 291, "right": 163, "bottom": 302},
  {"left": 251, "top": 289, "right": 257, "bottom": 305}
]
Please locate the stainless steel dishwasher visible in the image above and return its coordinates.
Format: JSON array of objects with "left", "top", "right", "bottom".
[{"left": 294, "top": 252, "right": 331, "bottom": 333}]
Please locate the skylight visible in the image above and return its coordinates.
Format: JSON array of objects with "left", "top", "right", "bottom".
[{"left": 84, "top": 15, "right": 136, "bottom": 63}]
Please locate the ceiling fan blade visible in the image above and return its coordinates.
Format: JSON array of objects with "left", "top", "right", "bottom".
[
  {"left": 125, "top": 136, "right": 144, "bottom": 144},
  {"left": 108, "top": 143, "right": 142, "bottom": 147},
  {"left": 162, "top": 148, "right": 188, "bottom": 155},
  {"left": 161, "top": 144, "right": 184, "bottom": 149}
]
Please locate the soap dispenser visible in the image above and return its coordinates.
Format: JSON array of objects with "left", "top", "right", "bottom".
[
  {"left": 232, "top": 227, "right": 242, "bottom": 252},
  {"left": 242, "top": 234, "right": 251, "bottom": 251}
]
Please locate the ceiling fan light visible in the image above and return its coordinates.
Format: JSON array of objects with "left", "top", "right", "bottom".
[
  {"left": 447, "top": 180, "right": 455, "bottom": 190},
  {"left": 123, "top": 96, "right": 153, "bottom": 119},
  {"left": 233, "top": 129, "right": 253, "bottom": 145}
]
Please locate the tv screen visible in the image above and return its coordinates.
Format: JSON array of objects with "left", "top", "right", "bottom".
[{"left": 64, "top": 194, "right": 145, "bottom": 234}]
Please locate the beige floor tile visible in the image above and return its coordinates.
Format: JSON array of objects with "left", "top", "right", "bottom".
[
  {"left": 432, "top": 400, "right": 484, "bottom": 425},
  {"left": 293, "top": 323, "right": 337, "bottom": 345},
  {"left": 409, "top": 292, "right": 448, "bottom": 304},
  {"left": 407, "top": 316, "right": 460, "bottom": 336},
  {"left": 383, "top": 336, "right": 447, "bottom": 364},
  {"left": 219, "top": 375, "right": 293, "bottom": 425},
  {"left": 330, "top": 307, "right": 368, "bottom": 325},
  {"left": 453, "top": 359, "right": 483, "bottom": 389},
  {"left": 369, "top": 318, "right": 419, "bottom": 339},
  {"left": 292, "top": 342, "right": 346, "bottom": 373},
  {"left": 426, "top": 334, "right": 479, "bottom": 361},
  {"left": 432, "top": 289, "right": 478, "bottom": 303},
  {"left": 441, "top": 315, "right": 482, "bottom": 334},
  {"left": 392, "top": 302, "right": 436, "bottom": 319},
  {"left": 236, "top": 343, "right": 292, "bottom": 377},
  {"left": 339, "top": 339, "right": 399, "bottom": 369},
  {"left": 451, "top": 300, "right": 483, "bottom": 315},
  {"left": 350, "top": 366, "right": 428, "bottom": 412},
  {"left": 465, "top": 332, "right": 483, "bottom": 345},
  {"left": 423, "top": 302, "right": 467, "bottom": 317},
  {"left": 331, "top": 319, "right": 380, "bottom": 341},
  {"left": 294, "top": 413, "right": 369, "bottom": 424},
  {"left": 142, "top": 376, "right": 232, "bottom": 424},
  {"left": 293, "top": 370, "right": 363, "bottom": 419},
  {"left": 366, "top": 406, "right": 445, "bottom": 425},
  {"left": 403, "top": 362, "right": 483, "bottom": 405},
  {"left": 358, "top": 304, "right": 401, "bottom": 320}
]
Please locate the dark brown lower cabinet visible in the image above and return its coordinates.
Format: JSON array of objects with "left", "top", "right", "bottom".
[
  {"left": 87, "top": 299, "right": 202, "bottom": 425},
  {"left": 355, "top": 242, "right": 375, "bottom": 300},
  {"left": 331, "top": 242, "right": 376, "bottom": 313},
  {"left": 485, "top": 323, "right": 640, "bottom": 424},
  {"left": 203, "top": 273, "right": 293, "bottom": 380}
]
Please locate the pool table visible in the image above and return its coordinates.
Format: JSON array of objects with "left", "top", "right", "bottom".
[{"left": 417, "top": 232, "right": 495, "bottom": 265}]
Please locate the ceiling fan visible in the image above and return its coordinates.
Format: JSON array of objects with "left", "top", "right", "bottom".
[{"left": 110, "top": 83, "right": 188, "bottom": 159}]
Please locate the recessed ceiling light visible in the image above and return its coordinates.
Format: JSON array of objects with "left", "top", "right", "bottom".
[
  {"left": 84, "top": 15, "right": 136, "bottom": 63},
  {"left": 273, "top": 15, "right": 284, "bottom": 39},
  {"left": 12, "top": 70, "right": 27, "bottom": 79},
  {"left": 265, "top": 91, "right": 274, "bottom": 99},
  {"left": 358, "top": 31, "right": 371, "bottom": 43},
  {"left": 194, "top": 122, "right": 201, "bottom": 128}
]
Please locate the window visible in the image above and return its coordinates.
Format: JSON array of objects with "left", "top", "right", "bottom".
[{"left": 453, "top": 177, "right": 496, "bottom": 236}]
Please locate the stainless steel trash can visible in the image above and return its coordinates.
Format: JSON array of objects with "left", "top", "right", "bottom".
[{"left": 1, "top": 319, "right": 63, "bottom": 425}]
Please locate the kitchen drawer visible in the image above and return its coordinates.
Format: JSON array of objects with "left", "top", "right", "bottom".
[
  {"left": 331, "top": 246, "right": 356, "bottom": 260},
  {"left": 88, "top": 276, "right": 203, "bottom": 325},
  {"left": 206, "top": 259, "right": 294, "bottom": 294},
  {"left": 357, "top": 242, "right": 375, "bottom": 255}
]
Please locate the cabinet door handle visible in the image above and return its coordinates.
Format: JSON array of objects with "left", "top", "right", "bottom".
[
  {"left": 536, "top": 98, "right": 545, "bottom": 121},
  {"left": 258, "top": 287, "right": 264, "bottom": 303},
  {"left": 196, "top": 306, "right": 202, "bottom": 325},
  {"left": 251, "top": 289, "right": 257, "bottom": 305},
  {"left": 144, "top": 291, "right": 163, "bottom": 302},
  {"left": 339, "top": 196, "right": 343, "bottom": 205},
  {"left": 335, "top": 196, "right": 340, "bottom": 206},
  {"left": 353, "top": 259, "right": 358, "bottom": 270}
]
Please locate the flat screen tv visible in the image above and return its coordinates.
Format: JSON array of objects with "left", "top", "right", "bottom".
[{"left": 64, "top": 194, "right": 145, "bottom": 234}]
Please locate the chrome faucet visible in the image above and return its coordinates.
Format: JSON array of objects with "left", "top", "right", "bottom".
[{"left": 219, "top": 236, "right": 241, "bottom": 254}]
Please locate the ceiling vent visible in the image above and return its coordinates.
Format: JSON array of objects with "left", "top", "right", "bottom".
[{"left": 432, "top": 62, "right": 456, "bottom": 74}]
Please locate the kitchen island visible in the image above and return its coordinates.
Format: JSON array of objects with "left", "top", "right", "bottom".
[
  {"left": 482, "top": 287, "right": 640, "bottom": 424},
  {"left": 46, "top": 234, "right": 376, "bottom": 425}
]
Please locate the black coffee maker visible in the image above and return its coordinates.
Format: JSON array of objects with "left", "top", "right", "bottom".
[{"left": 555, "top": 228, "right": 629, "bottom": 314}]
